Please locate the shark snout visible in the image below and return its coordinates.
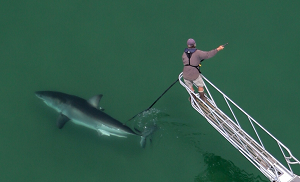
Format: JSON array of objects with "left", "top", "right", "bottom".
[
  {"left": 35, "top": 91, "right": 42, "bottom": 98},
  {"left": 35, "top": 91, "right": 46, "bottom": 99}
]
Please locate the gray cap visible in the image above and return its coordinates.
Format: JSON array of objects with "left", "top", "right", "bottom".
[{"left": 187, "top": 38, "right": 196, "bottom": 46}]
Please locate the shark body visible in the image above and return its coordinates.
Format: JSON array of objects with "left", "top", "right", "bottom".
[{"left": 35, "top": 91, "right": 149, "bottom": 146}]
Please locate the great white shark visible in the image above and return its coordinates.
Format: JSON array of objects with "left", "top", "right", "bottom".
[{"left": 35, "top": 91, "right": 154, "bottom": 147}]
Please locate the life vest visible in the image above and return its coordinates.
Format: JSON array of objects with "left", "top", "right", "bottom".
[{"left": 184, "top": 48, "right": 203, "bottom": 73}]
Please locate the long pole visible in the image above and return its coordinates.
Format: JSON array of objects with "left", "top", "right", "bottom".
[{"left": 127, "top": 78, "right": 179, "bottom": 121}]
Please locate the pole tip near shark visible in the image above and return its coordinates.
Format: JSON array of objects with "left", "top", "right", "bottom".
[{"left": 35, "top": 91, "right": 156, "bottom": 148}]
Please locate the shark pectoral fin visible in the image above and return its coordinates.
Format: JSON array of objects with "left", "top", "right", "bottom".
[
  {"left": 57, "top": 114, "right": 70, "bottom": 129},
  {"left": 97, "top": 129, "right": 111, "bottom": 136},
  {"left": 88, "top": 94, "right": 103, "bottom": 109}
]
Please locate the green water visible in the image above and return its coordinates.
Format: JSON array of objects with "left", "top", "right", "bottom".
[{"left": 1, "top": 1, "right": 300, "bottom": 181}]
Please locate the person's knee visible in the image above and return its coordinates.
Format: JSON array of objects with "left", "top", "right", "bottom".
[{"left": 198, "top": 87, "right": 204, "bottom": 92}]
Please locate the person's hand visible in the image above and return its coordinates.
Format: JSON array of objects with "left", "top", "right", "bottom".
[{"left": 217, "top": 45, "right": 224, "bottom": 51}]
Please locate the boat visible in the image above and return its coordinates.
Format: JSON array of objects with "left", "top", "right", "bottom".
[{"left": 179, "top": 72, "right": 300, "bottom": 182}]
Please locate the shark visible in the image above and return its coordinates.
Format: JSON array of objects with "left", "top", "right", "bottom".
[{"left": 35, "top": 91, "right": 154, "bottom": 147}]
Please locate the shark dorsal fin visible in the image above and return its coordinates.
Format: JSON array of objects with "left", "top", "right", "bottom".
[
  {"left": 88, "top": 94, "right": 103, "bottom": 109},
  {"left": 57, "top": 114, "right": 70, "bottom": 129}
]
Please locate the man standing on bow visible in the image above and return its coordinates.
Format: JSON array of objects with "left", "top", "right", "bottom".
[{"left": 182, "top": 38, "right": 225, "bottom": 101}]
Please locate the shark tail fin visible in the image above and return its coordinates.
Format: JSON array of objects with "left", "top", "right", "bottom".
[{"left": 139, "top": 125, "right": 157, "bottom": 148}]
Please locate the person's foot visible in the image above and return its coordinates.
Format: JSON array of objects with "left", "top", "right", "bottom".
[{"left": 199, "top": 92, "right": 207, "bottom": 102}]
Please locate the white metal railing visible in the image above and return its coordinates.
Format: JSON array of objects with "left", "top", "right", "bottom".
[{"left": 179, "top": 72, "right": 300, "bottom": 182}]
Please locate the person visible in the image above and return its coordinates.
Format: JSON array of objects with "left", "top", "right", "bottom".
[{"left": 182, "top": 38, "right": 224, "bottom": 101}]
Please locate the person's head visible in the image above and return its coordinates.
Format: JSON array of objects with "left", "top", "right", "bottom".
[{"left": 187, "top": 38, "right": 196, "bottom": 48}]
